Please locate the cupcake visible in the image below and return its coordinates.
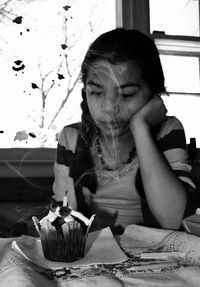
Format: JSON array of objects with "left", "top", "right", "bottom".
[{"left": 32, "top": 193, "right": 95, "bottom": 262}]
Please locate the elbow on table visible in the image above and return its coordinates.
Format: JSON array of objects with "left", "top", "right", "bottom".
[
  {"left": 159, "top": 191, "right": 192, "bottom": 230},
  {"left": 159, "top": 210, "right": 185, "bottom": 230},
  {"left": 160, "top": 219, "right": 182, "bottom": 231}
]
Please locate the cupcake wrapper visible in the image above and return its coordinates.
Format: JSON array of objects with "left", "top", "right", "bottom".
[
  {"left": 32, "top": 214, "right": 95, "bottom": 262},
  {"left": 40, "top": 221, "right": 86, "bottom": 262}
]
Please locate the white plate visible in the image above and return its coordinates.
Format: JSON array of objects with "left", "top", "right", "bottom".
[{"left": 12, "top": 227, "right": 128, "bottom": 269}]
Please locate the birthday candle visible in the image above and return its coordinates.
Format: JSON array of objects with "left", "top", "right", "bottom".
[{"left": 63, "top": 191, "right": 68, "bottom": 206}]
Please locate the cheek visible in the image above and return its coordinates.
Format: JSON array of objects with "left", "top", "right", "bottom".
[
  {"left": 120, "top": 101, "right": 140, "bottom": 119},
  {"left": 123, "top": 106, "right": 136, "bottom": 120},
  {"left": 87, "top": 98, "right": 101, "bottom": 119},
  {"left": 124, "top": 93, "right": 150, "bottom": 117}
]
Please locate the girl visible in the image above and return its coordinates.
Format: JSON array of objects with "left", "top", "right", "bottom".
[{"left": 52, "top": 28, "right": 196, "bottom": 233}]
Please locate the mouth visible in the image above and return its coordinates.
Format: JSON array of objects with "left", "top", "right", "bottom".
[
  {"left": 98, "top": 121, "right": 121, "bottom": 129},
  {"left": 96, "top": 120, "right": 130, "bottom": 136}
]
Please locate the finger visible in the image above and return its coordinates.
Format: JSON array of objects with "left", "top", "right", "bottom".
[
  {"left": 161, "top": 106, "right": 168, "bottom": 123},
  {"left": 161, "top": 100, "right": 168, "bottom": 114},
  {"left": 156, "top": 95, "right": 167, "bottom": 113}
]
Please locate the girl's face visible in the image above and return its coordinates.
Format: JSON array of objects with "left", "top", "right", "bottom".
[{"left": 85, "top": 60, "right": 152, "bottom": 137}]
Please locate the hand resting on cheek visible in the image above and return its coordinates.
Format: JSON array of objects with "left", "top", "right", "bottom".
[{"left": 130, "top": 95, "right": 168, "bottom": 132}]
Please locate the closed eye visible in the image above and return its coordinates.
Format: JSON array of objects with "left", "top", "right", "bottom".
[
  {"left": 121, "top": 93, "right": 137, "bottom": 99},
  {"left": 86, "top": 81, "right": 103, "bottom": 96},
  {"left": 88, "top": 90, "right": 103, "bottom": 96},
  {"left": 120, "top": 84, "right": 140, "bottom": 99}
]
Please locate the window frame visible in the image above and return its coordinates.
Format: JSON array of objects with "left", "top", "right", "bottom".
[
  {"left": 118, "top": 0, "right": 150, "bottom": 34},
  {"left": 153, "top": 33, "right": 200, "bottom": 96},
  {"left": 0, "top": 148, "right": 55, "bottom": 178}
]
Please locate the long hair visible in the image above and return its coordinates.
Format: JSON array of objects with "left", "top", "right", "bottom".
[{"left": 80, "top": 28, "right": 166, "bottom": 142}]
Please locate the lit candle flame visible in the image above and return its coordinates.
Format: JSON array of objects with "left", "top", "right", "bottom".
[{"left": 63, "top": 191, "right": 68, "bottom": 207}]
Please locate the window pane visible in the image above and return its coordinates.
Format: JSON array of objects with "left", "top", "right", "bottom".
[
  {"left": 160, "top": 55, "right": 200, "bottom": 93},
  {"left": 150, "top": 0, "right": 200, "bottom": 36},
  {"left": 163, "top": 95, "right": 200, "bottom": 147},
  {"left": 0, "top": 0, "right": 116, "bottom": 147}
]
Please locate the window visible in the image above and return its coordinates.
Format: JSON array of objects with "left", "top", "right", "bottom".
[
  {"left": 1, "top": 0, "right": 199, "bottom": 148},
  {"left": 0, "top": 0, "right": 117, "bottom": 148},
  {"left": 150, "top": 0, "right": 199, "bottom": 37},
  {"left": 149, "top": 0, "right": 200, "bottom": 146}
]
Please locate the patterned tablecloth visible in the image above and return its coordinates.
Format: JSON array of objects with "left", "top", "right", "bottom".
[{"left": 1, "top": 224, "right": 200, "bottom": 287}]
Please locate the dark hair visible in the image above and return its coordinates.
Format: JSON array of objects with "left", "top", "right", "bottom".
[{"left": 80, "top": 28, "right": 166, "bottom": 141}]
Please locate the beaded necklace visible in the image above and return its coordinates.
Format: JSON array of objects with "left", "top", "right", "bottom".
[{"left": 95, "top": 137, "right": 136, "bottom": 171}]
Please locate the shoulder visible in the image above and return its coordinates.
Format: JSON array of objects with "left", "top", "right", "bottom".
[
  {"left": 157, "top": 116, "right": 185, "bottom": 140},
  {"left": 58, "top": 122, "right": 82, "bottom": 152},
  {"left": 61, "top": 122, "right": 81, "bottom": 135},
  {"left": 157, "top": 116, "right": 187, "bottom": 151}
]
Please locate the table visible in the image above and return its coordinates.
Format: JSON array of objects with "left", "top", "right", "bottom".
[{"left": 1, "top": 224, "right": 200, "bottom": 287}]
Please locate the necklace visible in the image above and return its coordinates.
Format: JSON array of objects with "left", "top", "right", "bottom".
[{"left": 95, "top": 137, "right": 136, "bottom": 171}]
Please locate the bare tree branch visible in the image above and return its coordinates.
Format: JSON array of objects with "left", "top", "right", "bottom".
[
  {"left": 47, "top": 71, "right": 81, "bottom": 129},
  {"left": 0, "top": 0, "right": 17, "bottom": 22},
  {"left": 47, "top": 11, "right": 82, "bottom": 129}
]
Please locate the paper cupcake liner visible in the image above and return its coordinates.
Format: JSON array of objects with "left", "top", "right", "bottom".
[
  {"left": 41, "top": 221, "right": 86, "bottom": 262},
  {"left": 32, "top": 217, "right": 86, "bottom": 262},
  {"left": 32, "top": 214, "right": 95, "bottom": 262}
]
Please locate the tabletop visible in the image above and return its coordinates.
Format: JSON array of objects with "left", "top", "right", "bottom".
[{"left": 1, "top": 224, "right": 200, "bottom": 287}]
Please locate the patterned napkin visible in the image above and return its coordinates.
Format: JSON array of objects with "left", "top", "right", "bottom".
[
  {"left": 12, "top": 227, "right": 128, "bottom": 269},
  {"left": 118, "top": 224, "right": 200, "bottom": 265}
]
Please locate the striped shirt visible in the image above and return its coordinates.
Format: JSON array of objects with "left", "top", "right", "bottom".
[{"left": 53, "top": 116, "right": 196, "bottom": 230}]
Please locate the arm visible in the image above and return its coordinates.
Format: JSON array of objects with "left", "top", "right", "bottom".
[
  {"left": 52, "top": 127, "right": 78, "bottom": 210},
  {"left": 131, "top": 96, "right": 191, "bottom": 229}
]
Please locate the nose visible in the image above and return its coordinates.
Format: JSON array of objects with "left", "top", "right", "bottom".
[{"left": 103, "top": 94, "right": 119, "bottom": 115}]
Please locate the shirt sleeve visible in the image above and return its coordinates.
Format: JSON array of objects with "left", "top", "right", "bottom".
[
  {"left": 157, "top": 116, "right": 195, "bottom": 189},
  {"left": 52, "top": 126, "right": 79, "bottom": 209}
]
